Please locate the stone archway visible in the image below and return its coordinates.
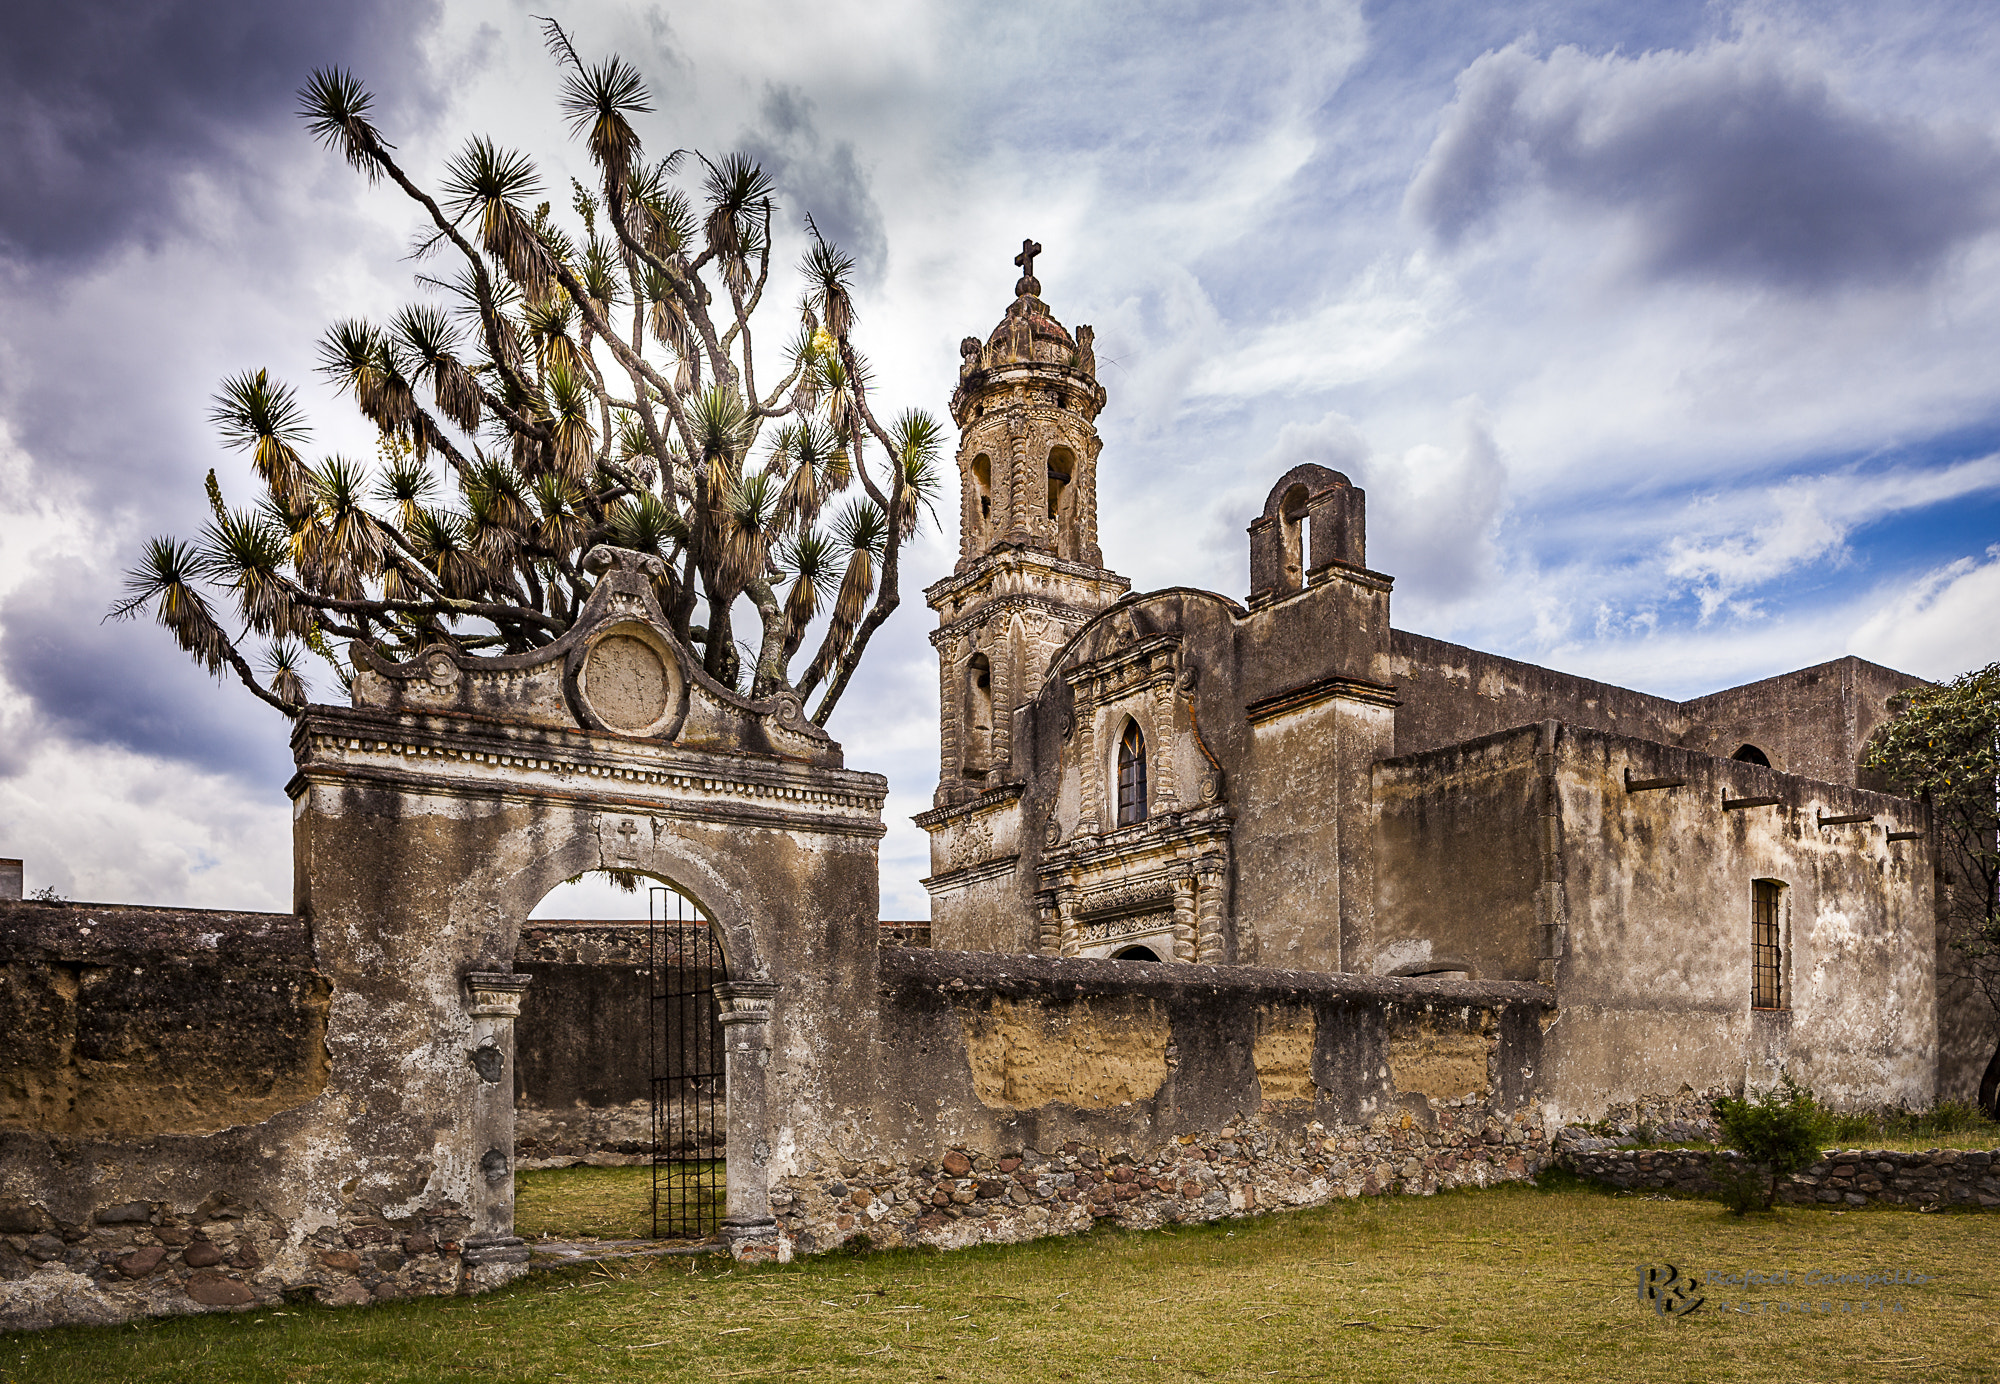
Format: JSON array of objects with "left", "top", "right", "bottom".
[{"left": 287, "top": 547, "right": 887, "bottom": 1266}]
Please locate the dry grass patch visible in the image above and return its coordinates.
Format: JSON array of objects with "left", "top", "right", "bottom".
[{"left": 5, "top": 1183, "right": 1993, "bottom": 1384}]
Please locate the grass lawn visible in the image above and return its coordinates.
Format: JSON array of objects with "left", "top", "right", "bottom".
[
  {"left": 5, "top": 1176, "right": 1993, "bottom": 1384},
  {"left": 515, "top": 1163, "right": 724, "bottom": 1243}
]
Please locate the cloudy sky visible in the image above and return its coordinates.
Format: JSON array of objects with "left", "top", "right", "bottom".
[{"left": 3, "top": 0, "right": 1998, "bottom": 918}]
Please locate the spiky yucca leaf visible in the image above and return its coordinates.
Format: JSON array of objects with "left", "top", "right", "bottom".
[
  {"left": 262, "top": 637, "right": 311, "bottom": 707},
  {"left": 390, "top": 303, "right": 482, "bottom": 433},
  {"left": 110, "top": 537, "right": 230, "bottom": 673},
  {"left": 774, "top": 526, "right": 838, "bottom": 651},
  {"left": 441, "top": 136, "right": 548, "bottom": 293},
  {"left": 298, "top": 68, "right": 386, "bottom": 181},
  {"left": 301, "top": 456, "right": 383, "bottom": 600},
  {"left": 405, "top": 507, "right": 485, "bottom": 598},
  {"left": 579, "top": 235, "right": 623, "bottom": 311},
  {"left": 606, "top": 491, "right": 687, "bottom": 556},
  {"left": 374, "top": 448, "right": 438, "bottom": 529},
  {"left": 802, "top": 236, "right": 856, "bottom": 341},
  {"left": 319, "top": 319, "right": 421, "bottom": 444},
  {"left": 193, "top": 508, "right": 303, "bottom": 637},
  {"left": 701, "top": 152, "right": 774, "bottom": 294},
  {"left": 210, "top": 370, "right": 311, "bottom": 507},
  {"left": 717, "top": 470, "right": 780, "bottom": 595},
  {"left": 543, "top": 360, "right": 597, "bottom": 480},
  {"left": 558, "top": 51, "right": 651, "bottom": 186},
  {"left": 891, "top": 408, "right": 947, "bottom": 539},
  {"left": 531, "top": 473, "right": 588, "bottom": 554},
  {"left": 690, "top": 384, "right": 748, "bottom": 481}
]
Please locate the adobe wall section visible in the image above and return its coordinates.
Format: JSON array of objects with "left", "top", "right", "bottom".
[
  {"left": 771, "top": 950, "right": 1555, "bottom": 1256},
  {"left": 0, "top": 902, "right": 327, "bottom": 1138}
]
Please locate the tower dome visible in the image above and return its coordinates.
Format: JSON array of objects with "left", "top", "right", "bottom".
[{"left": 948, "top": 238, "right": 1106, "bottom": 568}]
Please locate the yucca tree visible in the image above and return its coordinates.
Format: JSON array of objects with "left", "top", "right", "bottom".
[{"left": 114, "top": 21, "right": 941, "bottom": 727}]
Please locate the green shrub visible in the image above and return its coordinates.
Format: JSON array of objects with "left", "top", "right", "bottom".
[{"left": 1711, "top": 1073, "right": 1833, "bottom": 1214}]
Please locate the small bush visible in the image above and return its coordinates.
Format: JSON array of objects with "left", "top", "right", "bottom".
[
  {"left": 1710, "top": 1157, "right": 1769, "bottom": 1216},
  {"left": 1712, "top": 1073, "right": 1833, "bottom": 1214}
]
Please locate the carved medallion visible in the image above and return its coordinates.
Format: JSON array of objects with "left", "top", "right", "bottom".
[{"left": 581, "top": 634, "right": 670, "bottom": 733}]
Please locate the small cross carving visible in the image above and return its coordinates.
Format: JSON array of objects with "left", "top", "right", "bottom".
[
  {"left": 1014, "top": 238, "right": 1042, "bottom": 279},
  {"left": 616, "top": 818, "right": 639, "bottom": 856}
]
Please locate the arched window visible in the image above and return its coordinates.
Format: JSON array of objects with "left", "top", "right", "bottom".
[
  {"left": 1732, "top": 744, "right": 1772, "bottom": 768},
  {"left": 970, "top": 453, "right": 992, "bottom": 523},
  {"left": 1116, "top": 720, "right": 1147, "bottom": 827},
  {"left": 1112, "top": 944, "right": 1160, "bottom": 962}
]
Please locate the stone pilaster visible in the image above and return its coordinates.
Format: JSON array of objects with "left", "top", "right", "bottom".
[
  {"left": 1195, "top": 857, "right": 1229, "bottom": 965},
  {"left": 1035, "top": 892, "right": 1061, "bottom": 956},
  {"left": 715, "top": 981, "right": 780, "bottom": 1261},
  {"left": 461, "top": 972, "right": 531, "bottom": 1279},
  {"left": 1171, "top": 873, "right": 1198, "bottom": 963},
  {"left": 1055, "top": 888, "right": 1082, "bottom": 958}
]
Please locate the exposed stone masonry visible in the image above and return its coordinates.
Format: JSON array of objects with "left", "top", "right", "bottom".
[
  {"left": 772, "top": 1109, "right": 1549, "bottom": 1256},
  {"left": 1562, "top": 1144, "right": 2000, "bottom": 1209}
]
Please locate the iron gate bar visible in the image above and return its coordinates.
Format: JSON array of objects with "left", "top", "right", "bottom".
[{"left": 649, "top": 884, "right": 727, "bottom": 1239}]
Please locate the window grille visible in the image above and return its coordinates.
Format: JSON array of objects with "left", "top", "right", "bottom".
[
  {"left": 1116, "top": 721, "right": 1147, "bottom": 827},
  {"left": 1751, "top": 880, "right": 1783, "bottom": 1009}
]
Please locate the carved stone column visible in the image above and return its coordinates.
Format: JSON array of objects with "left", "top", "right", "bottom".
[
  {"left": 715, "top": 981, "right": 780, "bottom": 1261},
  {"left": 1035, "top": 892, "right": 1062, "bottom": 957},
  {"left": 461, "top": 972, "right": 532, "bottom": 1279},
  {"left": 1170, "top": 873, "right": 1198, "bottom": 963},
  {"left": 1055, "top": 887, "right": 1083, "bottom": 958},
  {"left": 1150, "top": 673, "right": 1179, "bottom": 809},
  {"left": 1194, "top": 857, "right": 1230, "bottom": 965}
]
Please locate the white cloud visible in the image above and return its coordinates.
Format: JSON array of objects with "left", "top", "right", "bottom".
[{"left": 1849, "top": 546, "right": 2000, "bottom": 678}]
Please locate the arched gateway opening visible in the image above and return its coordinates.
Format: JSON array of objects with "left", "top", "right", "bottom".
[{"left": 516, "top": 870, "right": 729, "bottom": 1239}]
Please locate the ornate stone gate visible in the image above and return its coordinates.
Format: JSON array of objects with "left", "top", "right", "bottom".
[{"left": 288, "top": 546, "right": 886, "bottom": 1264}]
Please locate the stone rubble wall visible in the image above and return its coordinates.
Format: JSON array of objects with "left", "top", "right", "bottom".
[
  {"left": 774, "top": 1109, "right": 1548, "bottom": 1256},
  {"left": 772, "top": 950, "right": 1557, "bottom": 1258},
  {"left": 0, "top": 1186, "right": 523, "bottom": 1332},
  {"left": 1561, "top": 1145, "right": 2000, "bottom": 1208}
]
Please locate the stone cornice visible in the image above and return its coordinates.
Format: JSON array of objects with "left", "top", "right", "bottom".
[
  {"left": 913, "top": 781, "right": 1026, "bottom": 830},
  {"left": 289, "top": 707, "right": 887, "bottom": 837},
  {"left": 1245, "top": 673, "right": 1400, "bottom": 723},
  {"left": 925, "top": 550, "right": 1129, "bottom": 610},
  {"left": 920, "top": 854, "right": 1021, "bottom": 894}
]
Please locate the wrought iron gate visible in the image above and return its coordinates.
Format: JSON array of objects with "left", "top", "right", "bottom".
[{"left": 648, "top": 885, "right": 727, "bottom": 1238}]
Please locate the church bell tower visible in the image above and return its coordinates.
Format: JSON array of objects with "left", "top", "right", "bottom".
[{"left": 924, "top": 241, "right": 1129, "bottom": 809}]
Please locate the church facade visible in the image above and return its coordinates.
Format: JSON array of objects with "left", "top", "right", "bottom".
[{"left": 918, "top": 252, "right": 1941, "bottom": 1115}]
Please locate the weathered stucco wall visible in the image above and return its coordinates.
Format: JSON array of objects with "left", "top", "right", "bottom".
[
  {"left": 0, "top": 903, "right": 328, "bottom": 1138},
  {"left": 766, "top": 949, "right": 1554, "bottom": 1256},
  {"left": 1677, "top": 656, "right": 1917, "bottom": 784},
  {"left": 1389, "top": 632, "right": 1685, "bottom": 760},
  {"left": 1552, "top": 729, "right": 1934, "bottom": 1116},
  {"left": 1376, "top": 723, "right": 1935, "bottom": 1122}
]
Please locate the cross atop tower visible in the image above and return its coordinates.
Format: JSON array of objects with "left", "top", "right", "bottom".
[{"left": 1012, "top": 238, "right": 1043, "bottom": 297}]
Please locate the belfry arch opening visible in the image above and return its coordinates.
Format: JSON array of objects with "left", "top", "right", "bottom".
[
  {"left": 971, "top": 452, "right": 992, "bottom": 526},
  {"left": 1112, "top": 944, "right": 1161, "bottom": 962},
  {"left": 1046, "top": 445, "right": 1075, "bottom": 524},
  {"left": 1732, "top": 744, "right": 1773, "bottom": 768},
  {"left": 518, "top": 870, "right": 727, "bottom": 1239},
  {"left": 1278, "top": 482, "right": 1311, "bottom": 588}
]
